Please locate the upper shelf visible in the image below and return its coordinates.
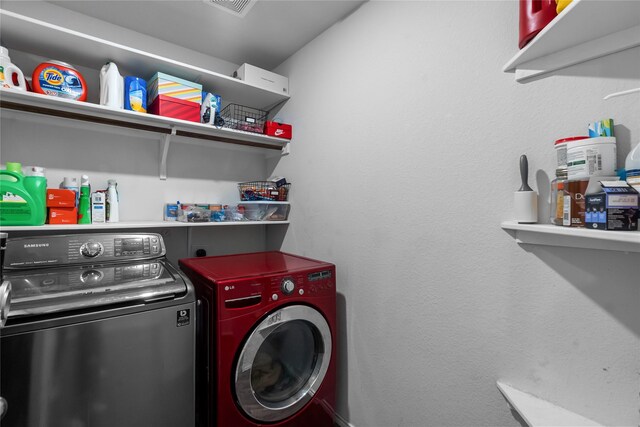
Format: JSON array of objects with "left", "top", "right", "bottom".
[
  {"left": 0, "top": 9, "right": 289, "bottom": 110},
  {"left": 501, "top": 221, "right": 640, "bottom": 253},
  {"left": 503, "top": 0, "right": 640, "bottom": 83},
  {"left": 0, "top": 88, "right": 288, "bottom": 152}
]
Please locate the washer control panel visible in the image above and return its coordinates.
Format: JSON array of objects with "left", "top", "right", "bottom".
[{"left": 5, "top": 233, "right": 166, "bottom": 269}]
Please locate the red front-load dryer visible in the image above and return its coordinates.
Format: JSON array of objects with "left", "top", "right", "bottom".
[{"left": 179, "top": 251, "right": 336, "bottom": 427}]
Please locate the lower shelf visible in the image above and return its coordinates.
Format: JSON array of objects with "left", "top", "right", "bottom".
[
  {"left": 497, "top": 382, "right": 602, "bottom": 427},
  {"left": 501, "top": 221, "right": 640, "bottom": 253},
  {"left": 0, "top": 220, "right": 289, "bottom": 232}
]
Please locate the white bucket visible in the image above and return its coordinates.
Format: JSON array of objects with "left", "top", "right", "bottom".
[{"left": 567, "top": 136, "right": 616, "bottom": 179}]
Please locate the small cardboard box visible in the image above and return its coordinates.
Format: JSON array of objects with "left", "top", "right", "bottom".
[
  {"left": 149, "top": 95, "right": 200, "bottom": 122},
  {"left": 48, "top": 207, "right": 78, "bottom": 224},
  {"left": 233, "top": 64, "right": 288, "bottom": 94},
  {"left": 147, "top": 72, "right": 202, "bottom": 105},
  {"left": 47, "top": 189, "right": 76, "bottom": 208},
  {"left": 91, "top": 192, "right": 106, "bottom": 224},
  {"left": 585, "top": 181, "right": 639, "bottom": 231}
]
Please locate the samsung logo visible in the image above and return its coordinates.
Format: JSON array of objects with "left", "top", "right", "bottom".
[{"left": 24, "top": 243, "right": 49, "bottom": 248}]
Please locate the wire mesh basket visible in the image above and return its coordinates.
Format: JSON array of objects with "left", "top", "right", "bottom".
[
  {"left": 220, "top": 104, "right": 267, "bottom": 134},
  {"left": 238, "top": 181, "right": 290, "bottom": 201}
]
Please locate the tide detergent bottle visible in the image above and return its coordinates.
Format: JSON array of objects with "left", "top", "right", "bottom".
[{"left": 0, "top": 162, "right": 47, "bottom": 226}]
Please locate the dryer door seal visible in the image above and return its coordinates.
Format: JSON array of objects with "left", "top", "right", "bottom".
[{"left": 234, "top": 304, "right": 332, "bottom": 423}]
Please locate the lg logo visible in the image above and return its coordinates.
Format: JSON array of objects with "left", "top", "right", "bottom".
[{"left": 267, "top": 311, "right": 282, "bottom": 326}]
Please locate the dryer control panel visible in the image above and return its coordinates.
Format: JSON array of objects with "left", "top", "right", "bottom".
[
  {"left": 219, "top": 268, "right": 335, "bottom": 313},
  {"left": 266, "top": 269, "right": 335, "bottom": 302}
]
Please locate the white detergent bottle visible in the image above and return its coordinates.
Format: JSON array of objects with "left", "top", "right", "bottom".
[
  {"left": 0, "top": 46, "right": 27, "bottom": 91},
  {"left": 604, "top": 87, "right": 640, "bottom": 190},
  {"left": 106, "top": 179, "right": 119, "bottom": 223},
  {"left": 625, "top": 144, "right": 640, "bottom": 191},
  {"left": 100, "top": 62, "right": 124, "bottom": 109}
]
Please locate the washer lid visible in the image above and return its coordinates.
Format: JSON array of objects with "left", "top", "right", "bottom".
[{"left": 5, "top": 260, "right": 185, "bottom": 318}]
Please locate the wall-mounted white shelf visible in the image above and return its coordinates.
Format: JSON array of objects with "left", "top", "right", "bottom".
[
  {"left": 0, "top": 9, "right": 289, "bottom": 110},
  {"left": 236, "top": 201, "right": 290, "bottom": 204},
  {"left": 0, "top": 220, "right": 289, "bottom": 232},
  {"left": 503, "top": 0, "right": 640, "bottom": 83},
  {"left": 497, "top": 382, "right": 602, "bottom": 427},
  {"left": 0, "top": 88, "right": 290, "bottom": 179},
  {"left": 501, "top": 221, "right": 640, "bottom": 253}
]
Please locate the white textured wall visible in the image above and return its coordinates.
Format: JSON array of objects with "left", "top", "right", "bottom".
[{"left": 271, "top": 1, "right": 640, "bottom": 426}]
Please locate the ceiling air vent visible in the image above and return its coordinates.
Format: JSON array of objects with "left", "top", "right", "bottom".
[{"left": 203, "top": 0, "right": 258, "bottom": 18}]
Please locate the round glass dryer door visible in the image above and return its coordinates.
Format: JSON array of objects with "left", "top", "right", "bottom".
[{"left": 234, "top": 305, "right": 332, "bottom": 423}]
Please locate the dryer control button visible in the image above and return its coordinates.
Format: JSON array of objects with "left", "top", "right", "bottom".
[
  {"left": 281, "top": 278, "right": 295, "bottom": 295},
  {"left": 298, "top": 289, "right": 304, "bottom": 295},
  {"left": 272, "top": 293, "right": 279, "bottom": 301}
]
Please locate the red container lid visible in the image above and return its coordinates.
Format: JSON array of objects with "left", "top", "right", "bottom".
[{"left": 555, "top": 136, "right": 589, "bottom": 146}]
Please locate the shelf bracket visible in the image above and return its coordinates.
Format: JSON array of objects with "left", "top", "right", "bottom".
[
  {"left": 281, "top": 141, "right": 290, "bottom": 156},
  {"left": 159, "top": 126, "right": 176, "bottom": 180}
]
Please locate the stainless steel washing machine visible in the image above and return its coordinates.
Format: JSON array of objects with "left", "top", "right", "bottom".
[{"left": 0, "top": 232, "right": 195, "bottom": 427}]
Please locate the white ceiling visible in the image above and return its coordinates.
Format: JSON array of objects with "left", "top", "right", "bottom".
[{"left": 47, "top": 0, "right": 366, "bottom": 70}]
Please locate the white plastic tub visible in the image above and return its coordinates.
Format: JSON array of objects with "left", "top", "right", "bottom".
[{"left": 567, "top": 136, "right": 616, "bottom": 179}]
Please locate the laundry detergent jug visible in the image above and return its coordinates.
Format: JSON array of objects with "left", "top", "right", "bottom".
[
  {"left": 519, "top": 0, "right": 557, "bottom": 49},
  {"left": 0, "top": 46, "right": 27, "bottom": 91},
  {"left": 0, "top": 165, "right": 47, "bottom": 226}
]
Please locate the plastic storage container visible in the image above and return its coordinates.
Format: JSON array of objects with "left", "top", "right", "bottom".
[
  {"left": 567, "top": 136, "right": 616, "bottom": 179},
  {"left": 238, "top": 202, "right": 290, "bottom": 221},
  {"left": 555, "top": 136, "right": 587, "bottom": 169}
]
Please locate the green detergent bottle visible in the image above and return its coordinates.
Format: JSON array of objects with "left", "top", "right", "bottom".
[
  {"left": 0, "top": 163, "right": 47, "bottom": 226},
  {"left": 77, "top": 174, "right": 91, "bottom": 225}
]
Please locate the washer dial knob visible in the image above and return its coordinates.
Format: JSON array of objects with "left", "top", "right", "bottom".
[
  {"left": 281, "top": 278, "right": 295, "bottom": 295},
  {"left": 80, "top": 241, "right": 103, "bottom": 258},
  {"left": 81, "top": 269, "right": 104, "bottom": 284}
]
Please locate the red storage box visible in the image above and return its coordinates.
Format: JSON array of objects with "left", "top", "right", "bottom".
[
  {"left": 47, "top": 189, "right": 76, "bottom": 208},
  {"left": 48, "top": 207, "right": 78, "bottom": 224},
  {"left": 264, "top": 121, "right": 292, "bottom": 139},
  {"left": 149, "top": 94, "right": 200, "bottom": 123},
  {"left": 519, "top": 0, "right": 557, "bottom": 49}
]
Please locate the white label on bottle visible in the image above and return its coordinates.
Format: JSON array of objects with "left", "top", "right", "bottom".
[
  {"left": 1, "top": 192, "right": 27, "bottom": 203},
  {"left": 563, "top": 195, "right": 571, "bottom": 226}
]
